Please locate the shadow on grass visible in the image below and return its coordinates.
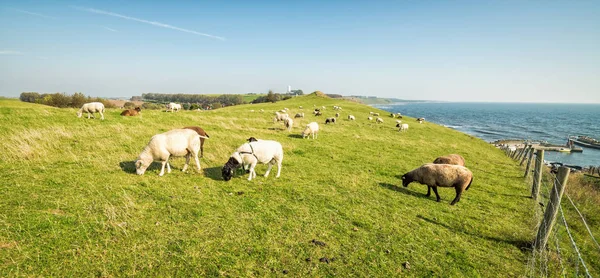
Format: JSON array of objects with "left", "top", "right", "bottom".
[
  {"left": 416, "top": 215, "right": 532, "bottom": 251},
  {"left": 478, "top": 189, "right": 531, "bottom": 199},
  {"left": 288, "top": 134, "right": 304, "bottom": 139},
  {"left": 379, "top": 183, "right": 431, "bottom": 201},
  {"left": 119, "top": 161, "right": 163, "bottom": 175},
  {"left": 203, "top": 166, "right": 224, "bottom": 181},
  {"left": 268, "top": 127, "right": 285, "bottom": 131}
]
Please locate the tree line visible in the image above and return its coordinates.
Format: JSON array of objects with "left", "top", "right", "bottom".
[
  {"left": 19, "top": 92, "right": 115, "bottom": 108},
  {"left": 141, "top": 93, "right": 245, "bottom": 109}
]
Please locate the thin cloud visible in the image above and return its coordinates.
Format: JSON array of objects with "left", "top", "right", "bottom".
[
  {"left": 102, "top": 26, "right": 118, "bottom": 32},
  {"left": 12, "top": 8, "right": 57, "bottom": 20},
  {"left": 0, "top": 50, "right": 24, "bottom": 55},
  {"left": 72, "top": 6, "right": 225, "bottom": 40}
]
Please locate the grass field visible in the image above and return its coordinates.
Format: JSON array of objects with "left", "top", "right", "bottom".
[{"left": 0, "top": 94, "right": 555, "bottom": 276}]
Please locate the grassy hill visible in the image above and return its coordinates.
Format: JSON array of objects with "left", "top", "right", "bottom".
[{"left": 0, "top": 95, "right": 538, "bottom": 276}]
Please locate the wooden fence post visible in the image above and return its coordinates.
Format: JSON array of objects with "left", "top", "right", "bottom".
[
  {"left": 531, "top": 149, "right": 544, "bottom": 200},
  {"left": 517, "top": 145, "right": 527, "bottom": 161},
  {"left": 534, "top": 166, "right": 570, "bottom": 250},
  {"left": 524, "top": 148, "right": 535, "bottom": 178},
  {"left": 520, "top": 145, "right": 531, "bottom": 166}
]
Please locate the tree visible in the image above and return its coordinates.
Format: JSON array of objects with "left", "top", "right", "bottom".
[
  {"left": 124, "top": 102, "right": 136, "bottom": 109},
  {"left": 266, "top": 90, "right": 279, "bottom": 103}
]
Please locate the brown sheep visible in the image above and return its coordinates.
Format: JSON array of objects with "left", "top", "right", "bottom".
[
  {"left": 433, "top": 154, "right": 465, "bottom": 166},
  {"left": 120, "top": 107, "right": 142, "bottom": 116},
  {"left": 401, "top": 163, "right": 473, "bottom": 205},
  {"left": 183, "top": 126, "right": 210, "bottom": 158}
]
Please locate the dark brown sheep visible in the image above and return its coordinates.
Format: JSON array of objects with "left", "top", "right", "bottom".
[
  {"left": 401, "top": 163, "right": 473, "bottom": 205},
  {"left": 120, "top": 107, "right": 142, "bottom": 116},
  {"left": 183, "top": 126, "right": 210, "bottom": 158}
]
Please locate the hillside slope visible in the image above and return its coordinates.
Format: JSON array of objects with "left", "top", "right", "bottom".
[{"left": 0, "top": 96, "right": 536, "bottom": 276}]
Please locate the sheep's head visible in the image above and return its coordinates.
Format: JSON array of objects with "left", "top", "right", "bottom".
[
  {"left": 76, "top": 111, "right": 82, "bottom": 118},
  {"left": 401, "top": 174, "right": 413, "bottom": 187},
  {"left": 135, "top": 160, "right": 148, "bottom": 175},
  {"left": 222, "top": 157, "right": 240, "bottom": 181},
  {"left": 247, "top": 137, "right": 258, "bottom": 142}
]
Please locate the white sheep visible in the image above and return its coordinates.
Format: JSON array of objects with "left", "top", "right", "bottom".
[
  {"left": 373, "top": 113, "right": 380, "bottom": 117},
  {"left": 302, "top": 122, "right": 319, "bottom": 139},
  {"left": 396, "top": 120, "right": 402, "bottom": 124},
  {"left": 376, "top": 117, "right": 384, "bottom": 123},
  {"left": 221, "top": 140, "right": 284, "bottom": 181},
  {"left": 401, "top": 163, "right": 473, "bottom": 205},
  {"left": 284, "top": 117, "right": 294, "bottom": 132},
  {"left": 135, "top": 129, "right": 208, "bottom": 176},
  {"left": 77, "top": 102, "right": 105, "bottom": 120},
  {"left": 348, "top": 115, "right": 356, "bottom": 121},
  {"left": 368, "top": 116, "right": 373, "bottom": 121},
  {"left": 166, "top": 102, "right": 182, "bottom": 112},
  {"left": 274, "top": 111, "right": 289, "bottom": 123}
]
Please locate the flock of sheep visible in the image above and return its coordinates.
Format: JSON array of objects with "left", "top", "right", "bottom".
[{"left": 75, "top": 101, "right": 474, "bottom": 205}]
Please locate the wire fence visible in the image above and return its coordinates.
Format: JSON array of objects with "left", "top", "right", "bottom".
[{"left": 501, "top": 145, "right": 599, "bottom": 277}]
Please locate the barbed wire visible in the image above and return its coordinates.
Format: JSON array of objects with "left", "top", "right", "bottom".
[{"left": 560, "top": 205, "right": 592, "bottom": 278}]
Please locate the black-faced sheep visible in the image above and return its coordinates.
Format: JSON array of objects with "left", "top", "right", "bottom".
[
  {"left": 401, "top": 163, "right": 473, "bottom": 205},
  {"left": 221, "top": 140, "right": 284, "bottom": 181},
  {"left": 77, "top": 102, "right": 105, "bottom": 120},
  {"left": 335, "top": 113, "right": 340, "bottom": 118},
  {"left": 348, "top": 115, "right": 355, "bottom": 120},
  {"left": 284, "top": 117, "right": 294, "bottom": 132},
  {"left": 325, "top": 117, "right": 336, "bottom": 124},
  {"left": 417, "top": 117, "right": 425, "bottom": 124},
  {"left": 294, "top": 113, "right": 305, "bottom": 118},
  {"left": 396, "top": 123, "right": 409, "bottom": 132}
]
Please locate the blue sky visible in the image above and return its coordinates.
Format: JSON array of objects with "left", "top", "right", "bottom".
[{"left": 1, "top": 1, "right": 599, "bottom": 102}]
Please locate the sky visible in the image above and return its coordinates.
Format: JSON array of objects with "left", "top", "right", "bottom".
[{"left": 1, "top": 1, "right": 599, "bottom": 103}]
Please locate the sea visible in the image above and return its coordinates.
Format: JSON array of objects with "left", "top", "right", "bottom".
[{"left": 374, "top": 102, "right": 600, "bottom": 167}]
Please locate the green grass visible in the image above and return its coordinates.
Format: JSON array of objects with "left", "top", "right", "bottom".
[{"left": 0, "top": 95, "right": 542, "bottom": 276}]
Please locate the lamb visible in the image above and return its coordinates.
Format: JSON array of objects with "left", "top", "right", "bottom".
[
  {"left": 376, "top": 117, "right": 383, "bottom": 123},
  {"left": 348, "top": 115, "right": 355, "bottom": 120},
  {"left": 433, "top": 154, "right": 465, "bottom": 166},
  {"left": 183, "top": 126, "right": 210, "bottom": 158},
  {"left": 221, "top": 140, "right": 284, "bottom": 181},
  {"left": 284, "top": 117, "right": 294, "bottom": 132},
  {"left": 302, "top": 122, "right": 319, "bottom": 139},
  {"left": 401, "top": 163, "right": 473, "bottom": 205},
  {"left": 77, "top": 102, "right": 105, "bottom": 120},
  {"left": 274, "top": 111, "right": 289, "bottom": 122},
  {"left": 165, "top": 102, "right": 182, "bottom": 112},
  {"left": 120, "top": 107, "right": 141, "bottom": 116},
  {"left": 325, "top": 117, "right": 336, "bottom": 124},
  {"left": 294, "top": 113, "right": 305, "bottom": 118},
  {"left": 135, "top": 129, "right": 209, "bottom": 176},
  {"left": 396, "top": 123, "right": 409, "bottom": 132}
]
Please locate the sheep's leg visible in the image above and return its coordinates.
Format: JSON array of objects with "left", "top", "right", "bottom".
[
  {"left": 425, "top": 186, "right": 431, "bottom": 197},
  {"left": 193, "top": 152, "right": 201, "bottom": 171},
  {"left": 450, "top": 187, "right": 462, "bottom": 205},
  {"left": 248, "top": 162, "right": 257, "bottom": 181},
  {"left": 264, "top": 161, "right": 273, "bottom": 178},
  {"left": 166, "top": 162, "right": 171, "bottom": 173},
  {"left": 432, "top": 186, "right": 441, "bottom": 202},
  {"left": 275, "top": 159, "right": 282, "bottom": 178},
  {"left": 159, "top": 161, "right": 167, "bottom": 176},
  {"left": 182, "top": 154, "right": 190, "bottom": 172},
  {"left": 100, "top": 111, "right": 104, "bottom": 120}
]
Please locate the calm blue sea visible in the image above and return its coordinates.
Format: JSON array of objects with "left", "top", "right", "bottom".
[{"left": 374, "top": 102, "right": 600, "bottom": 167}]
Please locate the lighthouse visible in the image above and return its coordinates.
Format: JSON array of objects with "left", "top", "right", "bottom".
[{"left": 287, "top": 85, "right": 291, "bottom": 93}]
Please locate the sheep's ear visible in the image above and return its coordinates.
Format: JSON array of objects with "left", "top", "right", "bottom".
[{"left": 401, "top": 176, "right": 405, "bottom": 180}]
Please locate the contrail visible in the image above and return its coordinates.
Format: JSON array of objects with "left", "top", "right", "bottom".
[
  {"left": 12, "top": 8, "right": 57, "bottom": 19},
  {"left": 0, "top": 50, "right": 23, "bottom": 55},
  {"left": 72, "top": 6, "right": 225, "bottom": 40},
  {"left": 102, "top": 26, "right": 118, "bottom": 32}
]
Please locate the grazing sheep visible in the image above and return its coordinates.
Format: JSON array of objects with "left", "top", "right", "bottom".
[
  {"left": 417, "top": 117, "right": 425, "bottom": 124},
  {"left": 314, "top": 111, "right": 323, "bottom": 116},
  {"left": 120, "top": 107, "right": 142, "bottom": 116},
  {"left": 247, "top": 137, "right": 259, "bottom": 142},
  {"left": 299, "top": 106, "right": 303, "bottom": 109},
  {"left": 433, "top": 154, "right": 465, "bottom": 166},
  {"left": 390, "top": 113, "right": 395, "bottom": 118},
  {"left": 373, "top": 113, "right": 380, "bottom": 117},
  {"left": 369, "top": 112, "right": 374, "bottom": 115},
  {"left": 135, "top": 129, "right": 209, "bottom": 176},
  {"left": 325, "top": 117, "right": 336, "bottom": 124},
  {"left": 77, "top": 102, "right": 105, "bottom": 120},
  {"left": 401, "top": 163, "right": 473, "bottom": 205},
  {"left": 166, "top": 102, "right": 182, "bottom": 112},
  {"left": 396, "top": 123, "right": 409, "bottom": 132},
  {"left": 368, "top": 116, "right": 373, "bottom": 121},
  {"left": 183, "top": 126, "right": 210, "bottom": 158},
  {"left": 376, "top": 117, "right": 384, "bottom": 123},
  {"left": 274, "top": 111, "right": 289, "bottom": 122},
  {"left": 335, "top": 112, "right": 340, "bottom": 118},
  {"left": 395, "top": 119, "right": 402, "bottom": 124},
  {"left": 348, "top": 115, "right": 355, "bottom": 121},
  {"left": 221, "top": 140, "right": 284, "bottom": 181},
  {"left": 302, "top": 122, "right": 319, "bottom": 139},
  {"left": 284, "top": 117, "right": 294, "bottom": 132},
  {"left": 294, "top": 113, "right": 305, "bottom": 118}
]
